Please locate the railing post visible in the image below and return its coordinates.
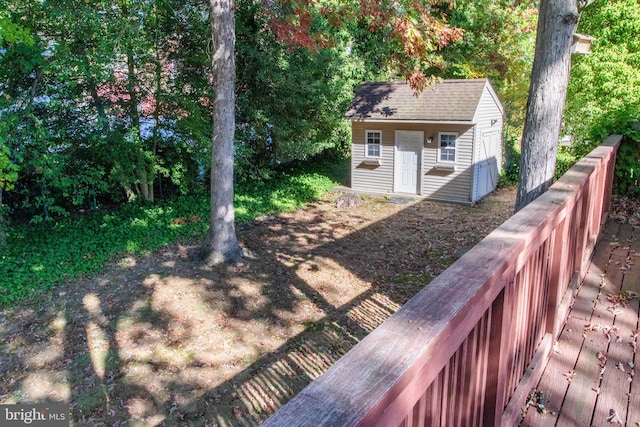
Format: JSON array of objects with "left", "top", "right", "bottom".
[
  {"left": 601, "top": 136, "right": 620, "bottom": 219},
  {"left": 545, "top": 216, "right": 573, "bottom": 338},
  {"left": 575, "top": 182, "right": 591, "bottom": 280},
  {"left": 483, "top": 271, "right": 512, "bottom": 425}
]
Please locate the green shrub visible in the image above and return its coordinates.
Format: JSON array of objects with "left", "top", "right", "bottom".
[
  {"left": 554, "top": 149, "right": 578, "bottom": 181},
  {"left": 573, "top": 118, "right": 640, "bottom": 197},
  {"left": 498, "top": 125, "right": 521, "bottom": 188},
  {"left": 613, "top": 122, "right": 640, "bottom": 197},
  {"left": 498, "top": 143, "right": 578, "bottom": 187}
]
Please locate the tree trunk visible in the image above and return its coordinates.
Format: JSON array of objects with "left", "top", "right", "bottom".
[
  {"left": 88, "top": 77, "right": 107, "bottom": 124},
  {"left": 515, "top": 0, "right": 579, "bottom": 212},
  {"left": 126, "top": 43, "right": 155, "bottom": 203},
  {"left": 138, "top": 180, "right": 154, "bottom": 202},
  {"left": 201, "top": 0, "right": 243, "bottom": 265}
]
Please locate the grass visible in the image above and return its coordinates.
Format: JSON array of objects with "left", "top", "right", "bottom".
[{"left": 0, "top": 161, "right": 344, "bottom": 309}]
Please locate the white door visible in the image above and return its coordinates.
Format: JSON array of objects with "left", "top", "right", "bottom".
[
  {"left": 477, "top": 132, "right": 499, "bottom": 198},
  {"left": 395, "top": 131, "right": 423, "bottom": 194}
]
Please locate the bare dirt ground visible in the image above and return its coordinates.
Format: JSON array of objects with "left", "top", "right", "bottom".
[{"left": 0, "top": 188, "right": 517, "bottom": 426}]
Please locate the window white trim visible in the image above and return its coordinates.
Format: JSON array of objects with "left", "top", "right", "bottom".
[
  {"left": 438, "top": 132, "right": 458, "bottom": 163},
  {"left": 365, "top": 130, "right": 382, "bottom": 158}
]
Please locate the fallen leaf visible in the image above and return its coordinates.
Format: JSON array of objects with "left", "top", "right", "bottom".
[
  {"left": 607, "top": 306, "right": 623, "bottom": 315},
  {"left": 607, "top": 292, "right": 629, "bottom": 305},
  {"left": 617, "top": 362, "right": 626, "bottom": 373},
  {"left": 563, "top": 370, "right": 576, "bottom": 382},
  {"left": 607, "top": 408, "right": 623, "bottom": 424}
]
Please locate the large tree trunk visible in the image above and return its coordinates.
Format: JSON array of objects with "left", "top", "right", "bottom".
[
  {"left": 201, "top": 0, "right": 243, "bottom": 265},
  {"left": 515, "top": 0, "right": 579, "bottom": 212}
]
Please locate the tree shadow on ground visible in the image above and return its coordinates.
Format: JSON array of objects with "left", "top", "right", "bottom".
[{"left": 0, "top": 189, "right": 515, "bottom": 426}]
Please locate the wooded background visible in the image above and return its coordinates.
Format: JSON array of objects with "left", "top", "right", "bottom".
[{"left": 0, "top": 0, "right": 638, "bottom": 224}]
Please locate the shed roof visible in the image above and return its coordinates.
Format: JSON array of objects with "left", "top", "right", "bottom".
[{"left": 345, "top": 78, "right": 498, "bottom": 123}]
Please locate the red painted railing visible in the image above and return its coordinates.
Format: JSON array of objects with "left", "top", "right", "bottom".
[{"left": 262, "top": 136, "right": 621, "bottom": 427}]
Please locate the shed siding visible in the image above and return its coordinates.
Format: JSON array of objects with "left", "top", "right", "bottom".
[
  {"left": 471, "top": 86, "right": 504, "bottom": 201},
  {"left": 472, "top": 85, "right": 504, "bottom": 169},
  {"left": 352, "top": 122, "right": 475, "bottom": 203},
  {"left": 351, "top": 124, "right": 395, "bottom": 194},
  {"left": 422, "top": 124, "right": 474, "bottom": 203}
]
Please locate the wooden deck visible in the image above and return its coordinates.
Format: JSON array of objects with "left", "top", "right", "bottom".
[
  {"left": 262, "top": 137, "right": 624, "bottom": 427},
  {"left": 521, "top": 220, "right": 640, "bottom": 426}
]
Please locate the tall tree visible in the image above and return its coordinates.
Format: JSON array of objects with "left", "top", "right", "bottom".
[
  {"left": 514, "top": 0, "right": 580, "bottom": 211},
  {"left": 202, "top": 0, "right": 243, "bottom": 264}
]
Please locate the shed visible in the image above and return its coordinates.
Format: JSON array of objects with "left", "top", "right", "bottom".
[{"left": 345, "top": 79, "right": 504, "bottom": 204}]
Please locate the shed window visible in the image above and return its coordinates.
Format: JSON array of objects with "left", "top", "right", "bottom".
[
  {"left": 438, "top": 133, "right": 458, "bottom": 163},
  {"left": 366, "top": 130, "right": 382, "bottom": 158}
]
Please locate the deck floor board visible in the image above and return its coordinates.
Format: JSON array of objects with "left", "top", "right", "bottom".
[{"left": 521, "top": 221, "right": 640, "bottom": 426}]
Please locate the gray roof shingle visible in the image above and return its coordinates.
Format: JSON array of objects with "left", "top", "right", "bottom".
[{"left": 345, "top": 79, "right": 491, "bottom": 122}]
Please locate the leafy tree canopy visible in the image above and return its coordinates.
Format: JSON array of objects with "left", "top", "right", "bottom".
[{"left": 264, "top": 0, "right": 464, "bottom": 90}]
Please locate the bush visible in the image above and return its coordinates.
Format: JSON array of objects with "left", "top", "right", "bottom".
[
  {"left": 613, "top": 121, "right": 640, "bottom": 197},
  {"left": 572, "top": 118, "right": 640, "bottom": 198},
  {"left": 498, "top": 142, "right": 578, "bottom": 188},
  {"left": 554, "top": 149, "right": 578, "bottom": 181},
  {"left": 498, "top": 124, "right": 521, "bottom": 188}
]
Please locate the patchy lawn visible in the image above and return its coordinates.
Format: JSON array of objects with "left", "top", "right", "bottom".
[{"left": 0, "top": 188, "right": 516, "bottom": 426}]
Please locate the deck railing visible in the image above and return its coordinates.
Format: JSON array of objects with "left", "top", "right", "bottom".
[{"left": 262, "top": 136, "right": 622, "bottom": 427}]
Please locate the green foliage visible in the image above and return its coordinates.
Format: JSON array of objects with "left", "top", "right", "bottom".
[
  {"left": 0, "top": 0, "right": 361, "bottom": 220},
  {"left": 0, "top": 166, "right": 338, "bottom": 308},
  {"left": 499, "top": 135, "right": 579, "bottom": 188},
  {"left": 234, "top": 1, "right": 360, "bottom": 179},
  {"left": 0, "top": 144, "right": 19, "bottom": 192},
  {"left": 0, "top": 0, "right": 214, "bottom": 219},
  {"left": 441, "top": 0, "right": 537, "bottom": 125},
  {"left": 0, "top": 13, "right": 33, "bottom": 45},
  {"left": 498, "top": 124, "right": 522, "bottom": 187},
  {"left": 554, "top": 149, "right": 578, "bottom": 181},
  {"left": 564, "top": 0, "right": 640, "bottom": 164},
  {"left": 613, "top": 122, "right": 640, "bottom": 197}
]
